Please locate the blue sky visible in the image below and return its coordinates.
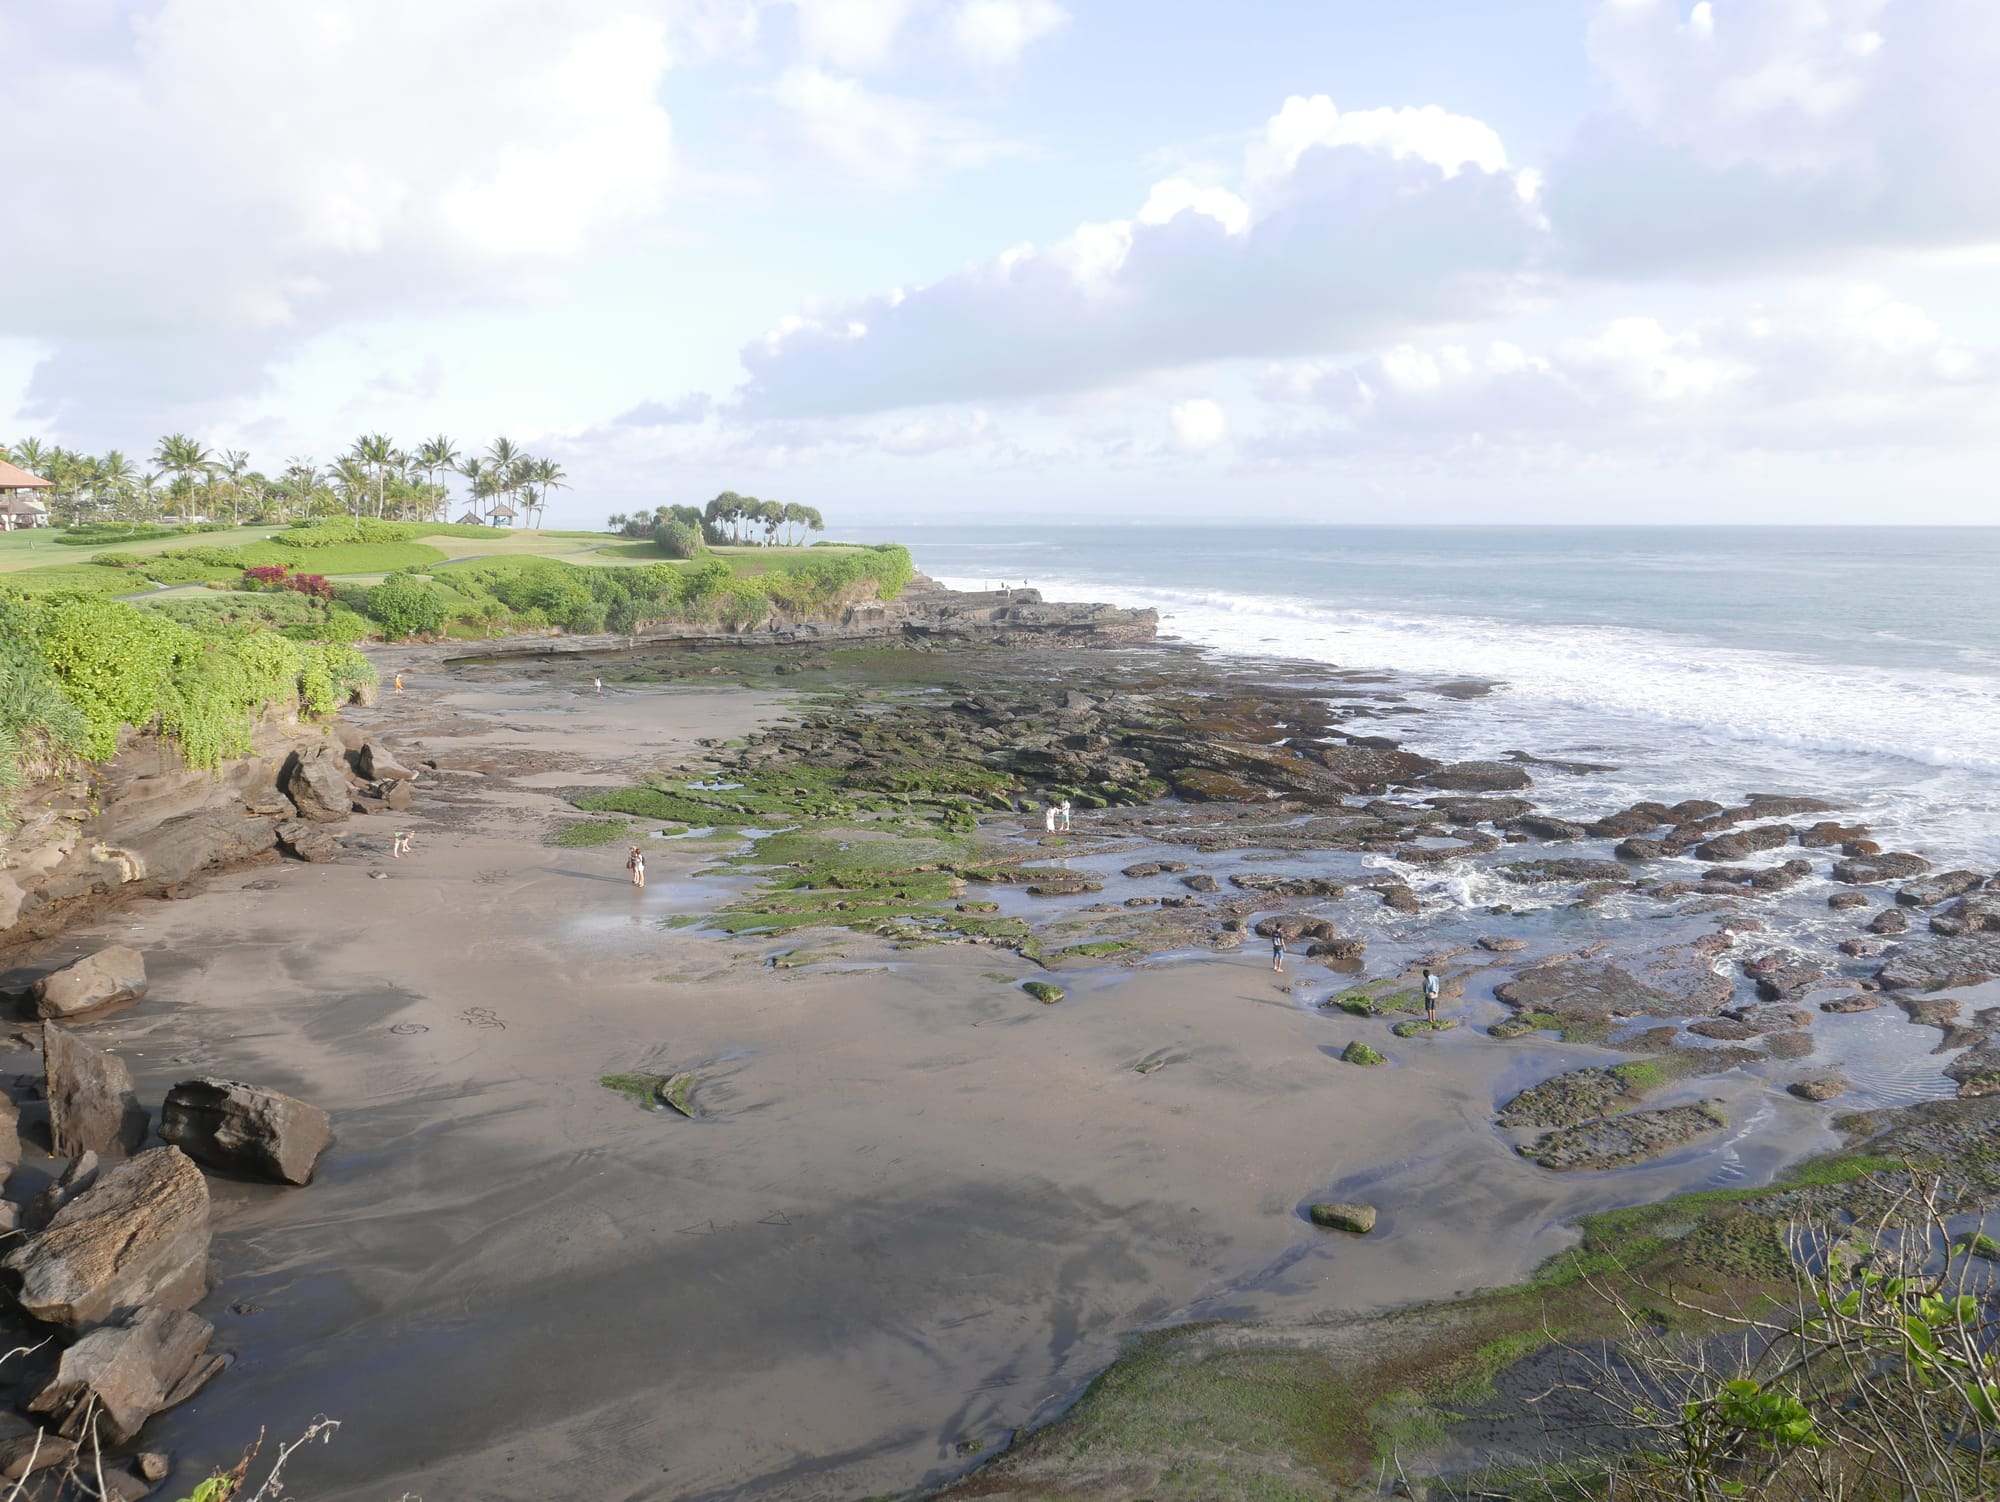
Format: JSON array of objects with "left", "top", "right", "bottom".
[{"left": 2, "top": 0, "right": 1996, "bottom": 525}]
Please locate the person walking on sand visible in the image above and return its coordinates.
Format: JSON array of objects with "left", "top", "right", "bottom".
[
  {"left": 626, "top": 845, "right": 646, "bottom": 888},
  {"left": 391, "top": 829, "right": 412, "bottom": 858},
  {"left": 1059, "top": 799, "right": 1072, "bottom": 833},
  {"left": 393, "top": 673, "right": 403, "bottom": 693},
  {"left": 1272, "top": 932, "right": 1287, "bottom": 973},
  {"left": 1422, "top": 967, "right": 1441, "bottom": 1024}
]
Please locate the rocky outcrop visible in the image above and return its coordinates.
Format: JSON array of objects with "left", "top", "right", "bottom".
[
  {"left": 160, "top": 1078, "right": 332, "bottom": 1185},
  {"left": 1896, "top": 871, "right": 1984, "bottom": 907},
  {"left": 356, "top": 740, "right": 415, "bottom": 782},
  {"left": 1420, "top": 761, "right": 1533, "bottom": 793},
  {"left": 4, "top": 1148, "right": 210, "bottom": 1329},
  {"left": 1834, "top": 852, "right": 1931, "bottom": 885},
  {"left": 45, "top": 1025, "right": 148, "bottom": 1159},
  {"left": 1692, "top": 824, "right": 1793, "bottom": 861},
  {"left": 282, "top": 739, "right": 354, "bottom": 823},
  {"left": 1499, "top": 858, "right": 1629, "bottom": 884},
  {"left": 27, "top": 1306, "right": 222, "bottom": 1445},
  {"left": 31, "top": 947, "right": 148, "bottom": 1019},
  {"left": 1875, "top": 935, "right": 2000, "bottom": 993},
  {"left": 1497, "top": 1068, "right": 1638, "bottom": 1129},
  {"left": 274, "top": 818, "right": 341, "bottom": 863},
  {"left": 26, "top": 1151, "right": 101, "bottom": 1231},
  {"left": 1, "top": 719, "right": 355, "bottom": 944},
  {"left": 1519, "top": 1103, "right": 1727, "bottom": 1171}
]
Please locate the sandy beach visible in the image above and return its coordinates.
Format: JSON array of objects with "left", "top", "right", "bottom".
[{"left": 0, "top": 639, "right": 1903, "bottom": 1501}]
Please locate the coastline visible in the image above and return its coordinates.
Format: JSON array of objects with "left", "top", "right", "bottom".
[{"left": 0, "top": 594, "right": 1993, "bottom": 1499}]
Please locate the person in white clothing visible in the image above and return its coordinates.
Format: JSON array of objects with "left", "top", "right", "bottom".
[{"left": 1044, "top": 804, "right": 1058, "bottom": 833}]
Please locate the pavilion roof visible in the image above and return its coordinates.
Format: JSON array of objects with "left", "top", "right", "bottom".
[{"left": 0, "top": 459, "right": 53, "bottom": 490}]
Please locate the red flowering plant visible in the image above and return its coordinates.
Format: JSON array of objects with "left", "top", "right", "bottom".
[
  {"left": 241, "top": 564, "right": 291, "bottom": 589},
  {"left": 283, "top": 573, "right": 335, "bottom": 601}
]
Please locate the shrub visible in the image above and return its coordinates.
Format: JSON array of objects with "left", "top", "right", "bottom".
[
  {"left": 363, "top": 572, "right": 448, "bottom": 640},
  {"left": 242, "top": 565, "right": 291, "bottom": 589},
  {"left": 653, "top": 519, "right": 704, "bottom": 558}
]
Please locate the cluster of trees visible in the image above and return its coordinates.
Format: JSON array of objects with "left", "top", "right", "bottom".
[
  {"left": 1, "top": 434, "right": 567, "bottom": 529},
  {"left": 606, "top": 494, "right": 827, "bottom": 551}
]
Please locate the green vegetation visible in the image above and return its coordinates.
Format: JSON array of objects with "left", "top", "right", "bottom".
[
  {"left": 554, "top": 819, "right": 634, "bottom": 847},
  {"left": 598, "top": 1071, "right": 697, "bottom": 1115},
  {"left": 0, "top": 588, "right": 372, "bottom": 818},
  {"left": 1341, "top": 1040, "right": 1386, "bottom": 1066},
  {"left": 1023, "top": 980, "right": 1066, "bottom": 1004}
]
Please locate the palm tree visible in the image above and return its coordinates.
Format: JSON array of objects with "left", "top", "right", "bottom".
[
  {"left": 416, "top": 436, "right": 459, "bottom": 522},
  {"left": 12, "top": 437, "right": 48, "bottom": 478},
  {"left": 526, "top": 457, "right": 566, "bottom": 529},
  {"left": 348, "top": 433, "right": 395, "bottom": 518},
  {"left": 218, "top": 449, "right": 252, "bottom": 525},
  {"left": 154, "top": 434, "right": 214, "bottom": 523},
  {"left": 456, "top": 457, "right": 486, "bottom": 521},
  {"left": 97, "top": 451, "right": 136, "bottom": 520}
]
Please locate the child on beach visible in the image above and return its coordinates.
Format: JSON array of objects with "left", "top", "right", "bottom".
[
  {"left": 626, "top": 846, "right": 646, "bottom": 888},
  {"left": 1271, "top": 933, "right": 1286, "bottom": 972},
  {"left": 391, "top": 830, "right": 412, "bottom": 858},
  {"left": 1423, "top": 967, "right": 1441, "bottom": 1023}
]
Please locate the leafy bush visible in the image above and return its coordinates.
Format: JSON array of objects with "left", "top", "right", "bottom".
[
  {"left": 0, "top": 598, "right": 90, "bottom": 816},
  {"left": 760, "top": 544, "right": 914, "bottom": 612},
  {"left": 363, "top": 572, "right": 448, "bottom": 640},
  {"left": 25, "top": 593, "right": 371, "bottom": 767},
  {"left": 652, "top": 519, "right": 704, "bottom": 558}
]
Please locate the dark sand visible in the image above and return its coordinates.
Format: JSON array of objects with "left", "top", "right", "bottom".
[{"left": 23, "top": 649, "right": 1844, "bottom": 1501}]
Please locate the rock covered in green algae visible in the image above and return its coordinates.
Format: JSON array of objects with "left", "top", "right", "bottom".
[
  {"left": 1496, "top": 1067, "right": 1638, "bottom": 1128},
  {"left": 1022, "top": 980, "right": 1065, "bottom": 1004},
  {"left": 1341, "top": 1040, "right": 1386, "bottom": 1066},
  {"left": 1519, "top": 1102, "right": 1727, "bottom": 1171},
  {"left": 1308, "top": 1201, "right": 1377, "bottom": 1234},
  {"left": 1391, "top": 1017, "right": 1459, "bottom": 1038},
  {"left": 600, "top": 1071, "right": 699, "bottom": 1117}
]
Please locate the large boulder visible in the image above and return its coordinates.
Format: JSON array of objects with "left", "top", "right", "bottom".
[
  {"left": 1693, "top": 825, "right": 1793, "bottom": 861},
  {"left": 25, "top": 1152, "right": 100, "bottom": 1232},
  {"left": 31, "top": 948, "right": 148, "bottom": 1021},
  {"left": 44, "top": 1025, "right": 148, "bottom": 1159},
  {"left": 27, "top": 1306, "right": 221, "bottom": 1446},
  {"left": 356, "top": 741, "right": 415, "bottom": 782},
  {"left": 281, "top": 740, "right": 353, "bottom": 824},
  {"left": 275, "top": 818, "right": 341, "bottom": 863},
  {"left": 1875, "top": 934, "right": 2000, "bottom": 993},
  {"left": 160, "top": 1078, "right": 332, "bottom": 1186},
  {"left": 3, "top": 1148, "right": 210, "bottom": 1328}
]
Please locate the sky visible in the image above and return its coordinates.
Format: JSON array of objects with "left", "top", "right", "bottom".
[{"left": 1, "top": 0, "right": 1996, "bottom": 527}]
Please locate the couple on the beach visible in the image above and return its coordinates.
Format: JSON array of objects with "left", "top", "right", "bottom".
[
  {"left": 626, "top": 845, "right": 645, "bottom": 888},
  {"left": 1043, "top": 800, "right": 1071, "bottom": 833}
]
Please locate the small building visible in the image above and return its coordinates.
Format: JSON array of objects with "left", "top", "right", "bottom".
[
  {"left": 485, "top": 502, "right": 518, "bottom": 528},
  {"left": 455, "top": 510, "right": 485, "bottom": 527},
  {"left": 0, "top": 459, "right": 53, "bottom": 531}
]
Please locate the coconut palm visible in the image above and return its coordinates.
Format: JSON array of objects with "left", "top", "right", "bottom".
[
  {"left": 416, "top": 436, "right": 459, "bottom": 521},
  {"left": 348, "top": 433, "right": 395, "bottom": 518},
  {"left": 154, "top": 434, "right": 214, "bottom": 522},
  {"left": 525, "top": 457, "right": 566, "bottom": 529},
  {"left": 11, "top": 437, "right": 48, "bottom": 478}
]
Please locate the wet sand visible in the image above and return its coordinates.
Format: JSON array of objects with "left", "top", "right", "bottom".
[{"left": 23, "top": 650, "right": 1844, "bottom": 1501}]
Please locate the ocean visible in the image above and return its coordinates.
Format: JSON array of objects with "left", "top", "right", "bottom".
[{"left": 906, "top": 525, "right": 2000, "bottom": 868}]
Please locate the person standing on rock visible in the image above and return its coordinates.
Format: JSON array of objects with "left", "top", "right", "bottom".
[
  {"left": 626, "top": 845, "right": 646, "bottom": 889},
  {"left": 1044, "top": 804, "right": 1058, "bottom": 833},
  {"left": 1059, "top": 799, "right": 1073, "bottom": 833},
  {"left": 1271, "top": 933, "right": 1287, "bottom": 973},
  {"left": 594, "top": 677, "right": 603, "bottom": 694},
  {"left": 1422, "top": 968, "right": 1441, "bottom": 1023}
]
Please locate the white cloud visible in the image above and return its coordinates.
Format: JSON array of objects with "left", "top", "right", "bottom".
[
  {"left": 950, "top": 0, "right": 1067, "bottom": 67},
  {"left": 1169, "top": 398, "right": 1228, "bottom": 452},
  {"left": 1258, "top": 286, "right": 1998, "bottom": 460},
  {"left": 1550, "top": 0, "right": 2000, "bottom": 274},
  {"left": 766, "top": 64, "right": 1017, "bottom": 187},
  {"left": 880, "top": 408, "right": 993, "bottom": 454},
  {"left": 0, "top": 0, "right": 726, "bottom": 430},
  {"left": 738, "top": 94, "right": 1541, "bottom": 416},
  {"left": 785, "top": 0, "right": 918, "bottom": 70}
]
